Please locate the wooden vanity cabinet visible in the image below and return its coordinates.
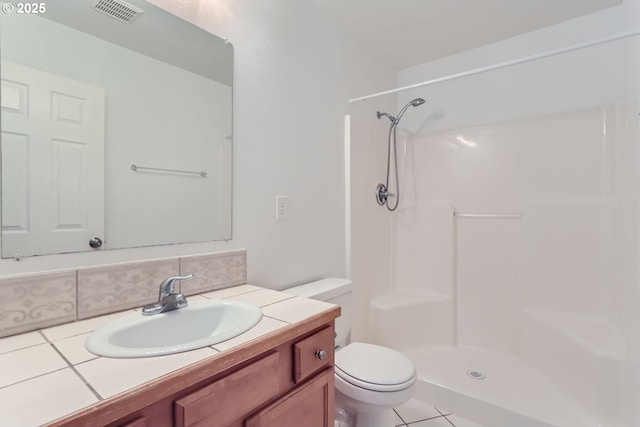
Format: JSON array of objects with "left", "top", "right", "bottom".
[
  {"left": 173, "top": 325, "right": 335, "bottom": 427},
  {"left": 51, "top": 315, "right": 338, "bottom": 427}
]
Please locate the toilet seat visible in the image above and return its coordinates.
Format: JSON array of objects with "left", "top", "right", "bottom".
[
  {"left": 335, "top": 342, "right": 416, "bottom": 392},
  {"left": 334, "top": 372, "right": 414, "bottom": 407}
]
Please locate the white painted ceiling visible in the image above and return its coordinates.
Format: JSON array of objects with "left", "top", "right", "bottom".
[{"left": 309, "top": 0, "right": 622, "bottom": 69}]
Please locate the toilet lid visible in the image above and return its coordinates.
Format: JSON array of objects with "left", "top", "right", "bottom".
[{"left": 335, "top": 342, "right": 416, "bottom": 391}]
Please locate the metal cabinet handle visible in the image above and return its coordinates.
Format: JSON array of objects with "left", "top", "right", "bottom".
[
  {"left": 315, "top": 349, "right": 327, "bottom": 360},
  {"left": 89, "top": 237, "right": 103, "bottom": 249}
]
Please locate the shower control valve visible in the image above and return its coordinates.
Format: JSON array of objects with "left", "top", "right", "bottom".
[{"left": 375, "top": 183, "right": 394, "bottom": 206}]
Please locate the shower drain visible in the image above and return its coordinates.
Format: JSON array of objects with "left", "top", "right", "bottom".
[{"left": 466, "top": 370, "right": 486, "bottom": 380}]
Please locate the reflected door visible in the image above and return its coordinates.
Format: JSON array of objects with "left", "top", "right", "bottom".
[{"left": 1, "top": 61, "right": 105, "bottom": 257}]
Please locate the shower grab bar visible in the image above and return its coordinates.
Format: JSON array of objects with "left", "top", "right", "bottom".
[
  {"left": 130, "top": 164, "right": 207, "bottom": 178},
  {"left": 454, "top": 212, "right": 522, "bottom": 219},
  {"left": 349, "top": 28, "right": 640, "bottom": 103}
]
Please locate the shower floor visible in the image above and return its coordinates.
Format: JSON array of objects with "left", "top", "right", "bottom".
[{"left": 405, "top": 345, "right": 599, "bottom": 427}]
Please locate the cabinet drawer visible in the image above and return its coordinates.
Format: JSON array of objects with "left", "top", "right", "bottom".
[
  {"left": 293, "top": 326, "right": 334, "bottom": 383},
  {"left": 175, "top": 352, "right": 280, "bottom": 427}
]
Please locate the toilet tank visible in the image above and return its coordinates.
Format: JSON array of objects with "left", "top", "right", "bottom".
[{"left": 285, "top": 278, "right": 352, "bottom": 348}]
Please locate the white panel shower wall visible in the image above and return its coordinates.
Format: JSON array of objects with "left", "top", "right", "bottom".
[
  {"left": 370, "top": 289, "right": 453, "bottom": 351},
  {"left": 521, "top": 201, "right": 613, "bottom": 318},
  {"left": 456, "top": 216, "right": 521, "bottom": 356},
  {"left": 392, "top": 201, "right": 454, "bottom": 295},
  {"left": 372, "top": 201, "right": 454, "bottom": 350}
]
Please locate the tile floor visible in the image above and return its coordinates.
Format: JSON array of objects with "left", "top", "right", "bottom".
[{"left": 393, "top": 399, "right": 485, "bottom": 427}]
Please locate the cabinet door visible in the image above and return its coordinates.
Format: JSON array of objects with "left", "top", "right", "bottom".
[
  {"left": 245, "top": 369, "right": 334, "bottom": 427},
  {"left": 175, "top": 352, "right": 281, "bottom": 427},
  {"left": 116, "top": 418, "right": 147, "bottom": 427}
]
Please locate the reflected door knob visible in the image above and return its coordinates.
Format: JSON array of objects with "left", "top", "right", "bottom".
[{"left": 89, "top": 237, "right": 103, "bottom": 249}]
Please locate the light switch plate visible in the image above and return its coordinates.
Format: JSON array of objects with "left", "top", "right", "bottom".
[{"left": 276, "top": 196, "right": 288, "bottom": 221}]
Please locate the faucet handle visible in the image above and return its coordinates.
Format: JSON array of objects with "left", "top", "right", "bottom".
[{"left": 159, "top": 274, "right": 193, "bottom": 295}]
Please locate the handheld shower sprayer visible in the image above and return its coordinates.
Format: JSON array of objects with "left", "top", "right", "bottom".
[
  {"left": 375, "top": 98, "right": 425, "bottom": 211},
  {"left": 394, "top": 97, "right": 425, "bottom": 124}
]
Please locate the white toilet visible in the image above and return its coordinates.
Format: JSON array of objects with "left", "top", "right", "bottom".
[{"left": 286, "top": 278, "right": 416, "bottom": 427}]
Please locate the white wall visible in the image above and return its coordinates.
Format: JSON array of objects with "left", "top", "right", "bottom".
[
  {"left": 0, "top": 1, "right": 395, "bottom": 294},
  {"left": 146, "top": 0, "right": 395, "bottom": 289}
]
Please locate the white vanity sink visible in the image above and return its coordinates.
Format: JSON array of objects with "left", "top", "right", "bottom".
[{"left": 85, "top": 300, "right": 263, "bottom": 358}]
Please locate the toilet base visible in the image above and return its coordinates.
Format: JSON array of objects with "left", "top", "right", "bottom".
[
  {"left": 334, "top": 411, "right": 394, "bottom": 427},
  {"left": 335, "top": 385, "right": 405, "bottom": 427}
]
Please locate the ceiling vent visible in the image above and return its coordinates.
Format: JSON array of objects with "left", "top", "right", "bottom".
[{"left": 92, "top": 0, "right": 143, "bottom": 24}]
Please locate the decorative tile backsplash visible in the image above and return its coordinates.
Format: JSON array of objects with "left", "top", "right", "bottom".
[
  {"left": 0, "top": 271, "right": 76, "bottom": 337},
  {"left": 77, "top": 259, "right": 180, "bottom": 320},
  {"left": 180, "top": 251, "right": 247, "bottom": 296},
  {"left": 0, "top": 249, "right": 247, "bottom": 338}
]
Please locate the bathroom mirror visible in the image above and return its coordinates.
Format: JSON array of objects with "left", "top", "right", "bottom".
[{"left": 0, "top": 0, "right": 233, "bottom": 258}]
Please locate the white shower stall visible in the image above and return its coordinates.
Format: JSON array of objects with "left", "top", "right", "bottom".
[{"left": 350, "top": 3, "right": 640, "bottom": 427}]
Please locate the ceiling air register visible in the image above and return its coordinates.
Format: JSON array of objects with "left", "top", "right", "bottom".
[{"left": 92, "top": 0, "right": 143, "bottom": 24}]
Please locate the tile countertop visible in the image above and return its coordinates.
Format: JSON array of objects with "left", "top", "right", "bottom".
[{"left": 0, "top": 285, "right": 338, "bottom": 427}]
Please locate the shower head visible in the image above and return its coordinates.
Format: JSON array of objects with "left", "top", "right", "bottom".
[
  {"left": 394, "top": 98, "right": 426, "bottom": 124},
  {"left": 376, "top": 98, "right": 426, "bottom": 126}
]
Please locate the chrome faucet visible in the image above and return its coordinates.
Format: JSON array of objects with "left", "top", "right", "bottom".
[{"left": 141, "top": 274, "right": 193, "bottom": 315}]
